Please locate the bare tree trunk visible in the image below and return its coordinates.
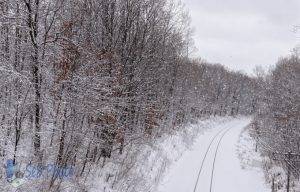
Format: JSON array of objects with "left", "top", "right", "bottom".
[{"left": 24, "top": 0, "right": 42, "bottom": 159}]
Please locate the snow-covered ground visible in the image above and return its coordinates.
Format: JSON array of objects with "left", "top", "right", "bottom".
[
  {"left": 89, "top": 117, "right": 242, "bottom": 192},
  {"left": 158, "top": 117, "right": 270, "bottom": 192}
]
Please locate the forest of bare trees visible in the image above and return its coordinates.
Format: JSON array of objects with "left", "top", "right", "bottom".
[
  {"left": 0, "top": 0, "right": 292, "bottom": 191},
  {"left": 252, "top": 50, "right": 300, "bottom": 190}
]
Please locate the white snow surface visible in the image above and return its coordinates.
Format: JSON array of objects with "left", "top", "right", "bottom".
[
  {"left": 88, "top": 117, "right": 270, "bottom": 192},
  {"left": 89, "top": 117, "right": 234, "bottom": 192},
  {"left": 157, "top": 117, "right": 270, "bottom": 192}
]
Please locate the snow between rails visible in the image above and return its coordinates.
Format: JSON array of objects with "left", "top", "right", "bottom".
[{"left": 158, "top": 117, "right": 270, "bottom": 192}]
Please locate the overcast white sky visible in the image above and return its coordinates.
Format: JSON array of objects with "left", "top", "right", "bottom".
[{"left": 184, "top": 0, "right": 300, "bottom": 74}]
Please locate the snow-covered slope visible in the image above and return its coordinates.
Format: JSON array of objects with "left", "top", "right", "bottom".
[{"left": 90, "top": 117, "right": 238, "bottom": 192}]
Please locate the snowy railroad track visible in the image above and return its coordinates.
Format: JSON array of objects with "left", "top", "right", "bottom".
[
  {"left": 193, "top": 127, "right": 233, "bottom": 192},
  {"left": 158, "top": 118, "right": 269, "bottom": 192}
]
